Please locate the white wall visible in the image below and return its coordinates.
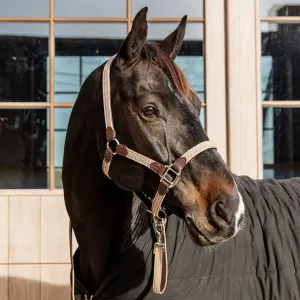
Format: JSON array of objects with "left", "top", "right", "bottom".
[{"left": 0, "top": 192, "right": 77, "bottom": 300}]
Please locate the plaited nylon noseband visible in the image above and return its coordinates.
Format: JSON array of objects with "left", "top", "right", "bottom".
[{"left": 100, "top": 55, "right": 217, "bottom": 294}]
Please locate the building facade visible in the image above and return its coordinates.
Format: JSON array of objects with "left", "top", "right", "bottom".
[{"left": 0, "top": 0, "right": 299, "bottom": 299}]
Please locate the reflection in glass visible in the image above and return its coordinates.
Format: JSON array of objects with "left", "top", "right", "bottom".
[
  {"left": 55, "top": 0, "right": 126, "bottom": 18},
  {"left": 54, "top": 108, "right": 71, "bottom": 188},
  {"left": 261, "top": 1, "right": 300, "bottom": 17},
  {"left": 54, "top": 23, "right": 204, "bottom": 104},
  {"left": 0, "top": 23, "right": 49, "bottom": 103},
  {"left": 0, "top": 0, "right": 48, "bottom": 17},
  {"left": 0, "top": 109, "right": 48, "bottom": 188},
  {"left": 132, "top": 0, "right": 203, "bottom": 18},
  {"left": 54, "top": 23, "right": 126, "bottom": 103},
  {"left": 177, "top": 57, "right": 204, "bottom": 102},
  {"left": 263, "top": 107, "right": 300, "bottom": 179},
  {"left": 149, "top": 23, "right": 204, "bottom": 102},
  {"left": 261, "top": 22, "right": 300, "bottom": 101},
  {"left": 200, "top": 108, "right": 206, "bottom": 131},
  {"left": 148, "top": 23, "right": 203, "bottom": 41}
]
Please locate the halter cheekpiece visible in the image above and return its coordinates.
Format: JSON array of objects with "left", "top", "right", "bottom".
[{"left": 101, "top": 55, "right": 217, "bottom": 294}]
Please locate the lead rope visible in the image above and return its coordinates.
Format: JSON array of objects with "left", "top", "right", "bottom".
[
  {"left": 153, "top": 215, "right": 168, "bottom": 294},
  {"left": 69, "top": 221, "right": 75, "bottom": 300}
]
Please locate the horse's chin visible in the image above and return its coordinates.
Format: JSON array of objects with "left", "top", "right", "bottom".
[
  {"left": 187, "top": 226, "right": 216, "bottom": 247},
  {"left": 185, "top": 217, "right": 233, "bottom": 247}
]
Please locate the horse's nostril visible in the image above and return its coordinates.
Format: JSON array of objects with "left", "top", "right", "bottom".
[
  {"left": 215, "top": 201, "right": 231, "bottom": 224},
  {"left": 216, "top": 202, "right": 227, "bottom": 221}
]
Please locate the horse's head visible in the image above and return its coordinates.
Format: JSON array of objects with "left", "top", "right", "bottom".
[{"left": 100, "top": 7, "right": 244, "bottom": 247}]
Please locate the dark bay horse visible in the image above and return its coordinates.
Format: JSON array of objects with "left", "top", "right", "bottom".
[{"left": 62, "top": 7, "right": 300, "bottom": 300}]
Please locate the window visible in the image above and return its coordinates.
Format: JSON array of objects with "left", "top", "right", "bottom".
[
  {"left": 261, "top": 1, "right": 300, "bottom": 179},
  {"left": 0, "top": 0, "right": 205, "bottom": 189}
]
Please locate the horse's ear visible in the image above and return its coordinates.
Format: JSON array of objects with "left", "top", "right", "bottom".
[
  {"left": 117, "top": 7, "right": 148, "bottom": 62},
  {"left": 159, "top": 15, "right": 187, "bottom": 60}
]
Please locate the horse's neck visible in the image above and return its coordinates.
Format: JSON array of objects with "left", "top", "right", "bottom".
[{"left": 77, "top": 177, "right": 149, "bottom": 294}]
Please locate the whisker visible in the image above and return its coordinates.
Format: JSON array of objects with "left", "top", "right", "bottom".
[
  {"left": 242, "top": 216, "right": 249, "bottom": 223},
  {"left": 238, "top": 216, "right": 248, "bottom": 232}
]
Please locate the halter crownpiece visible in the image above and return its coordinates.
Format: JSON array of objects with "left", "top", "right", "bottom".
[{"left": 101, "top": 55, "right": 217, "bottom": 294}]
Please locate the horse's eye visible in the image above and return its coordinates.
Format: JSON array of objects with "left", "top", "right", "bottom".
[{"left": 141, "top": 105, "right": 156, "bottom": 117}]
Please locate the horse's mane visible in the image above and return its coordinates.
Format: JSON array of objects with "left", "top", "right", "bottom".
[{"left": 142, "top": 41, "right": 199, "bottom": 103}]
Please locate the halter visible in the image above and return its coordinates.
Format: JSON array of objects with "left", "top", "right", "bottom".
[{"left": 101, "top": 55, "right": 217, "bottom": 294}]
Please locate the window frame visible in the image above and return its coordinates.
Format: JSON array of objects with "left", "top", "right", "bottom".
[
  {"left": 225, "top": 0, "right": 300, "bottom": 179},
  {"left": 0, "top": 0, "right": 229, "bottom": 191},
  {"left": 224, "top": 0, "right": 262, "bottom": 179}
]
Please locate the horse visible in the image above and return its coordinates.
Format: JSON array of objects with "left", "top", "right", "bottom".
[{"left": 62, "top": 7, "right": 300, "bottom": 300}]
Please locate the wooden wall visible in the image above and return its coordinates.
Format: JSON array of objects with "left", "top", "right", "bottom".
[{"left": 0, "top": 192, "right": 77, "bottom": 300}]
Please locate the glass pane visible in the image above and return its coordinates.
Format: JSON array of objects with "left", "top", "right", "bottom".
[
  {"left": 54, "top": 108, "right": 71, "bottom": 188},
  {"left": 261, "top": 22, "right": 300, "bottom": 101},
  {"left": 200, "top": 108, "right": 206, "bottom": 131},
  {"left": 263, "top": 107, "right": 300, "bottom": 179},
  {"left": 54, "top": 23, "right": 126, "bottom": 103},
  {"left": 0, "top": 23, "right": 49, "bottom": 103},
  {"left": 0, "top": 109, "right": 48, "bottom": 188},
  {"left": 132, "top": 0, "right": 203, "bottom": 18},
  {"left": 0, "top": 0, "right": 48, "bottom": 17},
  {"left": 148, "top": 23, "right": 204, "bottom": 102},
  {"left": 148, "top": 22, "right": 203, "bottom": 40},
  {"left": 55, "top": 0, "right": 126, "bottom": 18},
  {"left": 261, "top": 1, "right": 300, "bottom": 17}
]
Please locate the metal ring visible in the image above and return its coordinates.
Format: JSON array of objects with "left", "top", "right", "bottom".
[
  {"left": 106, "top": 138, "right": 120, "bottom": 156},
  {"left": 153, "top": 210, "right": 167, "bottom": 226}
]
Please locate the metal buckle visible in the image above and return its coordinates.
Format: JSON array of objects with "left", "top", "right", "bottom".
[
  {"left": 154, "top": 242, "right": 165, "bottom": 251},
  {"left": 160, "top": 165, "right": 181, "bottom": 188},
  {"left": 106, "top": 138, "right": 119, "bottom": 156}
]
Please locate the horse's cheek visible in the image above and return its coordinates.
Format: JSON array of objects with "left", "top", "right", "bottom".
[{"left": 109, "top": 160, "right": 145, "bottom": 191}]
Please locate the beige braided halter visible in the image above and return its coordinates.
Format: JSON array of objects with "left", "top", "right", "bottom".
[{"left": 102, "top": 55, "right": 216, "bottom": 294}]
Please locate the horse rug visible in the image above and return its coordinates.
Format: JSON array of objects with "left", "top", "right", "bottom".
[{"left": 73, "top": 175, "right": 300, "bottom": 300}]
